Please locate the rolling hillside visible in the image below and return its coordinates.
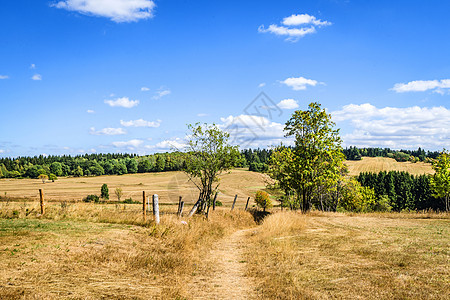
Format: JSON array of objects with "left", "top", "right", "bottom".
[{"left": 345, "top": 157, "right": 434, "bottom": 176}]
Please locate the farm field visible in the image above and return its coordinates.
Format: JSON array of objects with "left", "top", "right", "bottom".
[
  {"left": 345, "top": 156, "right": 434, "bottom": 176},
  {"left": 0, "top": 204, "right": 448, "bottom": 299},
  {"left": 0, "top": 169, "right": 271, "bottom": 207}
]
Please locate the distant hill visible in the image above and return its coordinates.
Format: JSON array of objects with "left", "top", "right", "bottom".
[{"left": 345, "top": 157, "right": 434, "bottom": 176}]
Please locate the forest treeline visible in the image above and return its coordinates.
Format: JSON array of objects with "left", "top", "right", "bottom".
[{"left": 343, "top": 146, "right": 440, "bottom": 162}]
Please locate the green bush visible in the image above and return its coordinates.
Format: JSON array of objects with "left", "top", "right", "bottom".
[
  {"left": 101, "top": 184, "right": 109, "bottom": 200},
  {"left": 83, "top": 194, "right": 99, "bottom": 203},
  {"left": 255, "top": 190, "right": 272, "bottom": 211}
]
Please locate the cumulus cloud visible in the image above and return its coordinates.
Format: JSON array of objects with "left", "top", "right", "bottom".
[
  {"left": 281, "top": 76, "right": 320, "bottom": 90},
  {"left": 120, "top": 118, "right": 161, "bottom": 128},
  {"left": 112, "top": 139, "right": 144, "bottom": 148},
  {"left": 259, "top": 13, "right": 331, "bottom": 42},
  {"left": 258, "top": 82, "right": 266, "bottom": 88},
  {"left": 391, "top": 79, "right": 450, "bottom": 93},
  {"left": 87, "top": 109, "right": 95, "bottom": 114},
  {"left": 32, "top": 74, "right": 42, "bottom": 81},
  {"left": 0, "top": 75, "right": 9, "bottom": 79},
  {"left": 141, "top": 86, "right": 150, "bottom": 91},
  {"left": 52, "top": 0, "right": 156, "bottom": 22},
  {"left": 30, "top": 64, "right": 36, "bottom": 69},
  {"left": 277, "top": 99, "right": 299, "bottom": 109},
  {"left": 197, "top": 113, "right": 208, "bottom": 117},
  {"left": 90, "top": 127, "right": 126, "bottom": 135},
  {"left": 145, "top": 138, "right": 187, "bottom": 152},
  {"left": 104, "top": 97, "right": 139, "bottom": 108},
  {"left": 153, "top": 88, "right": 171, "bottom": 100},
  {"left": 332, "top": 103, "right": 450, "bottom": 149},
  {"left": 219, "top": 114, "right": 290, "bottom": 148}
]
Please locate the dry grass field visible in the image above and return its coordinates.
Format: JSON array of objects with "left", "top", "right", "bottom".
[
  {"left": 0, "top": 169, "right": 271, "bottom": 207},
  {"left": 345, "top": 156, "right": 434, "bottom": 176},
  {"left": 247, "top": 211, "right": 449, "bottom": 299}
]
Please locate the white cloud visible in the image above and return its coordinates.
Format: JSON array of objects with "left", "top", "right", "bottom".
[
  {"left": 219, "top": 114, "right": 291, "bottom": 148},
  {"left": 0, "top": 149, "right": 4, "bottom": 154},
  {"left": 258, "top": 82, "right": 266, "bottom": 88},
  {"left": 90, "top": 127, "right": 127, "bottom": 135},
  {"left": 332, "top": 103, "right": 450, "bottom": 149},
  {"left": 259, "top": 13, "right": 331, "bottom": 42},
  {"left": 0, "top": 75, "right": 9, "bottom": 79},
  {"left": 104, "top": 97, "right": 139, "bottom": 108},
  {"left": 52, "top": 0, "right": 156, "bottom": 23},
  {"left": 281, "top": 76, "right": 320, "bottom": 90},
  {"left": 120, "top": 118, "right": 161, "bottom": 128},
  {"left": 391, "top": 79, "right": 450, "bottom": 93},
  {"left": 145, "top": 138, "right": 187, "bottom": 152},
  {"left": 30, "top": 64, "right": 36, "bottom": 69},
  {"left": 112, "top": 139, "right": 144, "bottom": 148},
  {"left": 197, "top": 113, "right": 208, "bottom": 117},
  {"left": 32, "top": 74, "right": 42, "bottom": 81},
  {"left": 87, "top": 109, "right": 95, "bottom": 114},
  {"left": 277, "top": 99, "right": 299, "bottom": 109},
  {"left": 282, "top": 13, "right": 331, "bottom": 27},
  {"left": 141, "top": 86, "right": 150, "bottom": 91},
  {"left": 153, "top": 88, "right": 171, "bottom": 100}
]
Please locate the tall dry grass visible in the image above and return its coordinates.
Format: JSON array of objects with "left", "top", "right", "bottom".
[
  {"left": 246, "top": 211, "right": 449, "bottom": 299},
  {"left": 0, "top": 201, "right": 255, "bottom": 299}
]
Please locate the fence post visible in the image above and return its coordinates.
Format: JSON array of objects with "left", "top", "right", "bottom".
[
  {"left": 231, "top": 194, "right": 238, "bottom": 211},
  {"left": 143, "top": 191, "right": 147, "bottom": 222},
  {"left": 245, "top": 196, "right": 250, "bottom": 211},
  {"left": 152, "top": 194, "right": 160, "bottom": 224},
  {"left": 147, "top": 196, "right": 151, "bottom": 212},
  {"left": 177, "top": 196, "right": 182, "bottom": 215},
  {"left": 212, "top": 192, "right": 218, "bottom": 211},
  {"left": 39, "top": 189, "right": 45, "bottom": 215},
  {"left": 178, "top": 201, "right": 184, "bottom": 217},
  {"left": 188, "top": 197, "right": 201, "bottom": 217}
]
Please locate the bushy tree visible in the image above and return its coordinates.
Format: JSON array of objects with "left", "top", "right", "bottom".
[
  {"left": 254, "top": 190, "right": 272, "bottom": 211},
  {"left": 50, "top": 162, "right": 63, "bottom": 176},
  {"left": 38, "top": 174, "right": 48, "bottom": 183},
  {"left": 269, "top": 102, "right": 345, "bottom": 212},
  {"left": 430, "top": 150, "right": 450, "bottom": 211},
  {"left": 48, "top": 173, "right": 57, "bottom": 182},
  {"left": 115, "top": 187, "right": 123, "bottom": 202},
  {"left": 101, "top": 184, "right": 109, "bottom": 200}
]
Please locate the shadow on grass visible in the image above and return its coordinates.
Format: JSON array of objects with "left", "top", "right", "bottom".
[{"left": 247, "top": 208, "right": 271, "bottom": 224}]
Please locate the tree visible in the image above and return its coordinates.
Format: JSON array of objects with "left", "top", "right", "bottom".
[
  {"left": 269, "top": 102, "right": 345, "bottom": 212},
  {"left": 50, "top": 162, "right": 63, "bottom": 176},
  {"left": 101, "top": 184, "right": 109, "bottom": 200},
  {"left": 73, "top": 166, "right": 83, "bottom": 177},
  {"left": 430, "top": 150, "right": 450, "bottom": 211},
  {"left": 48, "top": 173, "right": 57, "bottom": 182},
  {"left": 184, "top": 123, "right": 240, "bottom": 215},
  {"left": 254, "top": 190, "right": 272, "bottom": 212},
  {"left": 38, "top": 174, "right": 48, "bottom": 183},
  {"left": 115, "top": 187, "right": 123, "bottom": 202}
]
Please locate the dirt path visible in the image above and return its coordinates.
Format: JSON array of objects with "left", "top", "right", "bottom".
[{"left": 188, "top": 228, "right": 255, "bottom": 299}]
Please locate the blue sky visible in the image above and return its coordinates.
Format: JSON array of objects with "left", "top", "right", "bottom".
[{"left": 1, "top": 0, "right": 449, "bottom": 157}]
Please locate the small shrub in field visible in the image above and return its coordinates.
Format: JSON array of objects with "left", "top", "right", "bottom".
[
  {"left": 101, "top": 184, "right": 109, "bottom": 200},
  {"left": 122, "top": 198, "right": 135, "bottom": 204},
  {"left": 83, "top": 194, "right": 99, "bottom": 203},
  {"left": 255, "top": 190, "right": 272, "bottom": 211},
  {"left": 215, "top": 200, "right": 223, "bottom": 207}
]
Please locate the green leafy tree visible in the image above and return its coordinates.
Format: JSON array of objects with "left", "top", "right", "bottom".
[
  {"left": 430, "top": 150, "right": 450, "bottom": 211},
  {"left": 254, "top": 190, "right": 272, "bottom": 212},
  {"left": 50, "top": 162, "right": 63, "bottom": 176},
  {"left": 48, "top": 173, "right": 57, "bottom": 182},
  {"left": 115, "top": 187, "right": 123, "bottom": 202},
  {"left": 101, "top": 184, "right": 109, "bottom": 200},
  {"left": 73, "top": 166, "right": 83, "bottom": 177},
  {"left": 184, "top": 123, "right": 240, "bottom": 215},
  {"left": 270, "top": 102, "right": 345, "bottom": 212}
]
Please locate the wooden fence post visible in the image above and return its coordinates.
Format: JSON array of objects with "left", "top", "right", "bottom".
[
  {"left": 152, "top": 194, "right": 160, "bottom": 224},
  {"left": 178, "top": 201, "right": 184, "bottom": 217},
  {"left": 231, "top": 194, "right": 238, "bottom": 211},
  {"left": 39, "top": 189, "right": 45, "bottom": 215},
  {"left": 143, "top": 191, "right": 147, "bottom": 222},
  {"left": 212, "top": 192, "right": 218, "bottom": 211},
  {"left": 245, "top": 196, "right": 250, "bottom": 211},
  {"left": 177, "top": 196, "right": 182, "bottom": 215}
]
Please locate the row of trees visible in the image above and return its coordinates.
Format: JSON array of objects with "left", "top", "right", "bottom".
[{"left": 343, "top": 146, "right": 440, "bottom": 162}]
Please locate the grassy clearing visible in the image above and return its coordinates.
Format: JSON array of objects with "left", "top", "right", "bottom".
[
  {"left": 0, "top": 202, "right": 255, "bottom": 299},
  {"left": 345, "top": 156, "right": 434, "bottom": 176},
  {"left": 247, "top": 211, "right": 449, "bottom": 299}
]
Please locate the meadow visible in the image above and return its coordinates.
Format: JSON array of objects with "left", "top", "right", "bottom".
[{"left": 0, "top": 159, "right": 448, "bottom": 299}]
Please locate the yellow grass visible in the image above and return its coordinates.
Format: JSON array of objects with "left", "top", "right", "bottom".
[
  {"left": 0, "top": 169, "right": 271, "bottom": 207},
  {"left": 0, "top": 201, "right": 255, "bottom": 299},
  {"left": 247, "top": 211, "right": 449, "bottom": 299},
  {"left": 345, "top": 156, "right": 434, "bottom": 176}
]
